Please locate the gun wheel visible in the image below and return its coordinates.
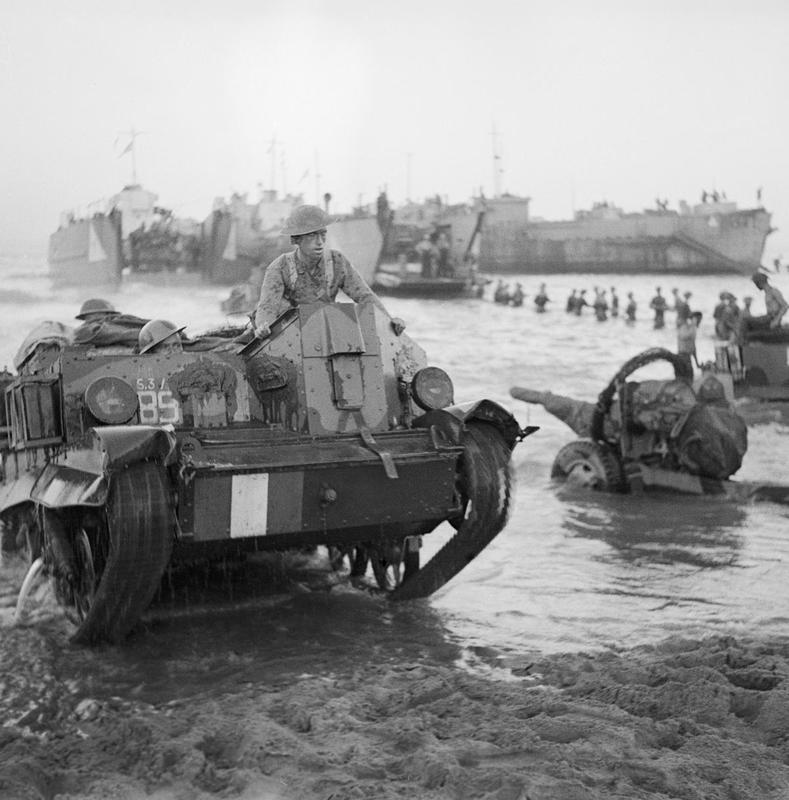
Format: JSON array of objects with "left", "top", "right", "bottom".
[
  {"left": 390, "top": 421, "right": 512, "bottom": 600},
  {"left": 551, "top": 438, "right": 624, "bottom": 491}
]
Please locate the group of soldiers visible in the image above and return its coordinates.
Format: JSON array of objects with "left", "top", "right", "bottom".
[
  {"left": 73, "top": 299, "right": 185, "bottom": 354},
  {"left": 565, "top": 286, "right": 633, "bottom": 322},
  {"left": 493, "top": 281, "right": 550, "bottom": 311},
  {"left": 415, "top": 230, "right": 454, "bottom": 278},
  {"left": 712, "top": 272, "right": 788, "bottom": 343}
]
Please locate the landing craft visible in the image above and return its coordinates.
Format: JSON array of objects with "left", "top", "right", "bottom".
[{"left": 0, "top": 303, "right": 533, "bottom": 644}]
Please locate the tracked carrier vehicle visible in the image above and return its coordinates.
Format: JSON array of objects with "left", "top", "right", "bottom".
[{"left": 1, "top": 303, "right": 528, "bottom": 644}]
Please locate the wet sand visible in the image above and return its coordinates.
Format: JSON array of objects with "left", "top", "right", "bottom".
[{"left": 2, "top": 555, "right": 789, "bottom": 800}]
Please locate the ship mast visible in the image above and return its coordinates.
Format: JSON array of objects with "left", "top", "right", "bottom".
[
  {"left": 491, "top": 123, "right": 503, "bottom": 199},
  {"left": 118, "top": 126, "right": 144, "bottom": 185}
]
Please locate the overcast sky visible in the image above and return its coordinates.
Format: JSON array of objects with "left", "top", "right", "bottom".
[{"left": 3, "top": 0, "right": 789, "bottom": 259}]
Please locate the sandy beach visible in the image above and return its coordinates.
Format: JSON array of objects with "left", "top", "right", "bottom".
[{"left": 2, "top": 583, "right": 789, "bottom": 800}]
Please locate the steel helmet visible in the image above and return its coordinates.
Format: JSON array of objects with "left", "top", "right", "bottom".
[
  {"left": 138, "top": 319, "right": 186, "bottom": 354},
  {"left": 280, "top": 205, "right": 332, "bottom": 236},
  {"left": 76, "top": 298, "right": 119, "bottom": 320}
]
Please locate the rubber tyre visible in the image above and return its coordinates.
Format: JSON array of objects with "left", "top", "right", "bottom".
[
  {"left": 551, "top": 438, "right": 624, "bottom": 492},
  {"left": 391, "top": 421, "right": 512, "bottom": 600},
  {"left": 71, "top": 462, "right": 174, "bottom": 645}
]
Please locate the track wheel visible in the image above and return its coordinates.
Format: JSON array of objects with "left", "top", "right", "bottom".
[
  {"left": 550, "top": 438, "right": 624, "bottom": 491},
  {"left": 328, "top": 545, "right": 369, "bottom": 576},
  {"left": 70, "top": 462, "right": 174, "bottom": 645},
  {"left": 368, "top": 537, "right": 420, "bottom": 591},
  {"left": 391, "top": 421, "right": 512, "bottom": 601}
]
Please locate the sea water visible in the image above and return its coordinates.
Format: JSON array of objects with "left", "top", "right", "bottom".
[{"left": 1, "top": 254, "right": 788, "bottom": 689}]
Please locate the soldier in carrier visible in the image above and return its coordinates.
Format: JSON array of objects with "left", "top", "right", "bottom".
[
  {"left": 254, "top": 205, "right": 405, "bottom": 339},
  {"left": 138, "top": 320, "right": 185, "bottom": 354}
]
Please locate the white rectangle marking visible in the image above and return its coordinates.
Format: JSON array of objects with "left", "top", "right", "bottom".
[{"left": 230, "top": 473, "right": 269, "bottom": 538}]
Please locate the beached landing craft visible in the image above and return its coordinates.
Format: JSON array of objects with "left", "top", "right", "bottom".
[
  {"left": 329, "top": 194, "right": 489, "bottom": 299},
  {"left": 481, "top": 194, "right": 772, "bottom": 274},
  {"left": 48, "top": 183, "right": 203, "bottom": 288},
  {"left": 0, "top": 303, "right": 533, "bottom": 644},
  {"left": 512, "top": 348, "right": 787, "bottom": 502}
]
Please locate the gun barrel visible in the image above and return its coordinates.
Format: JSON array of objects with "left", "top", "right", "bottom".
[{"left": 509, "top": 387, "right": 595, "bottom": 437}]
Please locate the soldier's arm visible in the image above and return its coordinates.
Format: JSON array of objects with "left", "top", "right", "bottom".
[
  {"left": 338, "top": 255, "right": 406, "bottom": 335},
  {"left": 253, "top": 261, "right": 285, "bottom": 336}
]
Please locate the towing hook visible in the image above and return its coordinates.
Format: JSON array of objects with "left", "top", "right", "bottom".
[{"left": 517, "top": 425, "right": 540, "bottom": 442}]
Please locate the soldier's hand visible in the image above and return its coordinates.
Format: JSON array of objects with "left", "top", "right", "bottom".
[
  {"left": 255, "top": 323, "right": 271, "bottom": 339},
  {"left": 390, "top": 317, "right": 406, "bottom": 336}
]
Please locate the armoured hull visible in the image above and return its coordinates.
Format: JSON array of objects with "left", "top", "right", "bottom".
[{"left": 480, "top": 199, "right": 772, "bottom": 274}]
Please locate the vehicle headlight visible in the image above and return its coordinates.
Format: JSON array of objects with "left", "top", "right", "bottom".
[
  {"left": 85, "top": 377, "right": 138, "bottom": 424},
  {"left": 411, "top": 367, "right": 454, "bottom": 411}
]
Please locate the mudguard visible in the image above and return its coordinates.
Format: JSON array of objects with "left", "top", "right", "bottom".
[
  {"left": 414, "top": 400, "right": 521, "bottom": 449},
  {"left": 31, "top": 425, "right": 177, "bottom": 509},
  {"left": 0, "top": 469, "right": 42, "bottom": 516}
]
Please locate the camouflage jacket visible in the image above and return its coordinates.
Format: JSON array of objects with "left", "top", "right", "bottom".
[{"left": 254, "top": 248, "right": 384, "bottom": 329}]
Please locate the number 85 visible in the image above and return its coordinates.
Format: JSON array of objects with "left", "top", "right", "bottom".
[{"left": 137, "top": 390, "right": 181, "bottom": 424}]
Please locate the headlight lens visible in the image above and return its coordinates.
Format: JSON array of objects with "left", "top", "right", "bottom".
[
  {"left": 85, "top": 377, "right": 138, "bottom": 424},
  {"left": 411, "top": 367, "right": 454, "bottom": 411}
]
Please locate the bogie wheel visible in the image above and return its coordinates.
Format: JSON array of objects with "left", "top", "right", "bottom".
[
  {"left": 328, "top": 545, "right": 369, "bottom": 577},
  {"left": 69, "top": 462, "right": 175, "bottom": 645},
  {"left": 369, "top": 540, "right": 403, "bottom": 590},
  {"left": 550, "top": 438, "right": 624, "bottom": 492},
  {"left": 368, "top": 537, "right": 421, "bottom": 591},
  {"left": 391, "top": 421, "right": 512, "bottom": 601}
]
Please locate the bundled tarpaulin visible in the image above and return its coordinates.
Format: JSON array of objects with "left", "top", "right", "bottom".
[{"left": 13, "top": 321, "right": 74, "bottom": 369}]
